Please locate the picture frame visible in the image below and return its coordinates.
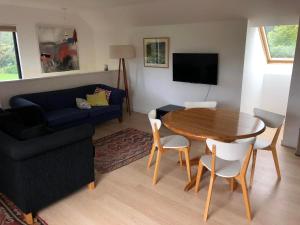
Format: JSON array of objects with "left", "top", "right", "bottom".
[
  {"left": 143, "top": 37, "right": 169, "bottom": 68},
  {"left": 37, "top": 24, "right": 80, "bottom": 73}
]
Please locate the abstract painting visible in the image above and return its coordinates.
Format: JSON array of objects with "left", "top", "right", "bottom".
[
  {"left": 143, "top": 37, "right": 169, "bottom": 68},
  {"left": 37, "top": 25, "right": 80, "bottom": 73}
]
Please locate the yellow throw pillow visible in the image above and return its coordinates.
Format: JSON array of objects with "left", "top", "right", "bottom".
[{"left": 86, "top": 92, "right": 109, "bottom": 106}]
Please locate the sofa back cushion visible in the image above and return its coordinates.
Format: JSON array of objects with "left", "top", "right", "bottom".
[
  {"left": 12, "top": 84, "right": 117, "bottom": 111},
  {"left": 44, "top": 88, "right": 86, "bottom": 110},
  {"left": 17, "top": 88, "right": 80, "bottom": 111}
]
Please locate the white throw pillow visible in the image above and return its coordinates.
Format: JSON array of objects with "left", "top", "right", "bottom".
[{"left": 76, "top": 98, "right": 91, "bottom": 109}]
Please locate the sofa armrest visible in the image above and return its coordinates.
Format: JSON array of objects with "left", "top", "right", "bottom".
[
  {"left": 109, "top": 89, "right": 126, "bottom": 105},
  {"left": 10, "top": 96, "right": 47, "bottom": 115},
  {"left": 0, "top": 124, "right": 94, "bottom": 161},
  {"left": 10, "top": 96, "right": 40, "bottom": 109}
]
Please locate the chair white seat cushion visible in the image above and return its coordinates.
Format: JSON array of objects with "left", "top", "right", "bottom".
[
  {"left": 159, "top": 135, "right": 189, "bottom": 149},
  {"left": 201, "top": 155, "right": 241, "bottom": 178},
  {"left": 254, "top": 138, "right": 271, "bottom": 150}
]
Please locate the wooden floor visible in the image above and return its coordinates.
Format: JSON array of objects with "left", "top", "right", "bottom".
[{"left": 40, "top": 112, "right": 300, "bottom": 225}]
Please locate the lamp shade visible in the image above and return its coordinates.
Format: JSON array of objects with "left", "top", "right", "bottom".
[{"left": 109, "top": 45, "right": 136, "bottom": 59}]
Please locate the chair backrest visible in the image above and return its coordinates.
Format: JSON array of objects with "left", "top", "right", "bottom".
[
  {"left": 148, "top": 110, "right": 162, "bottom": 132},
  {"left": 253, "top": 108, "right": 285, "bottom": 128},
  {"left": 184, "top": 101, "right": 217, "bottom": 109},
  {"left": 234, "top": 137, "right": 256, "bottom": 144},
  {"left": 206, "top": 138, "right": 255, "bottom": 161},
  {"left": 148, "top": 110, "right": 162, "bottom": 147}
]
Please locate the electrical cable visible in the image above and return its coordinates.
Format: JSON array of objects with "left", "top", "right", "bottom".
[{"left": 204, "top": 85, "right": 212, "bottom": 101}]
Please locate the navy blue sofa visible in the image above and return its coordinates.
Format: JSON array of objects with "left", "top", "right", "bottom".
[{"left": 10, "top": 84, "right": 125, "bottom": 129}]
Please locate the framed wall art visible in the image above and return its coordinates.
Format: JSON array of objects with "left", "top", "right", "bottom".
[
  {"left": 37, "top": 25, "right": 80, "bottom": 73},
  {"left": 143, "top": 37, "right": 169, "bottom": 68}
]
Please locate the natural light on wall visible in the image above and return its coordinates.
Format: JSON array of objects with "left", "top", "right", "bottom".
[{"left": 259, "top": 25, "right": 299, "bottom": 63}]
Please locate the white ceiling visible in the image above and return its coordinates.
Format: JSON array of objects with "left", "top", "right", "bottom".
[
  {"left": 0, "top": 0, "right": 299, "bottom": 26},
  {"left": 0, "top": 0, "right": 153, "bottom": 10}
]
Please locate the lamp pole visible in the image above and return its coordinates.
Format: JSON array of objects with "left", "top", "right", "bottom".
[
  {"left": 110, "top": 45, "right": 135, "bottom": 116},
  {"left": 117, "top": 58, "right": 131, "bottom": 115}
]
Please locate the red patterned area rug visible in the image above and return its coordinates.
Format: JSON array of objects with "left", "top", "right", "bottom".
[
  {"left": 0, "top": 193, "right": 47, "bottom": 225},
  {"left": 94, "top": 128, "right": 153, "bottom": 173}
]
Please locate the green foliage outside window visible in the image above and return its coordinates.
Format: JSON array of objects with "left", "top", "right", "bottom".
[
  {"left": 0, "top": 32, "right": 19, "bottom": 81},
  {"left": 265, "top": 25, "right": 298, "bottom": 58}
]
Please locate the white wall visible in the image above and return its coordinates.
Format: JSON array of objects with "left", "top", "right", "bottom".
[
  {"left": 0, "top": 71, "right": 116, "bottom": 108},
  {"left": 77, "top": 10, "right": 133, "bottom": 72},
  {"left": 260, "top": 65, "right": 292, "bottom": 115},
  {"left": 93, "top": 29, "right": 132, "bottom": 71},
  {"left": 127, "top": 20, "right": 248, "bottom": 113},
  {"left": 0, "top": 5, "right": 122, "bottom": 110},
  {"left": 240, "top": 26, "right": 265, "bottom": 114},
  {"left": 0, "top": 5, "right": 97, "bottom": 78},
  {"left": 283, "top": 18, "right": 300, "bottom": 148},
  {"left": 240, "top": 26, "right": 293, "bottom": 116},
  {"left": 0, "top": 4, "right": 295, "bottom": 129}
]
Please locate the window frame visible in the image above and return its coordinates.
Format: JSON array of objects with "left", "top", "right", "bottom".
[
  {"left": 12, "top": 32, "right": 22, "bottom": 79},
  {"left": 259, "top": 26, "right": 294, "bottom": 64}
]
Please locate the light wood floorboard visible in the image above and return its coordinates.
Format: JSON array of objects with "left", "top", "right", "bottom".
[{"left": 39, "top": 112, "right": 300, "bottom": 225}]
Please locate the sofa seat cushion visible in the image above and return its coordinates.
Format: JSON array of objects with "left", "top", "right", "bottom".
[
  {"left": 46, "top": 108, "right": 89, "bottom": 127},
  {"left": 89, "top": 105, "right": 120, "bottom": 117}
]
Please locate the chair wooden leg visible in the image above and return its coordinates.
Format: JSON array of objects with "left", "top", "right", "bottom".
[
  {"left": 147, "top": 143, "right": 156, "bottom": 169},
  {"left": 240, "top": 177, "right": 252, "bottom": 221},
  {"left": 205, "top": 144, "right": 210, "bottom": 154},
  {"left": 184, "top": 148, "right": 192, "bottom": 182},
  {"left": 88, "top": 181, "right": 95, "bottom": 190},
  {"left": 250, "top": 149, "right": 257, "bottom": 187},
  {"left": 195, "top": 161, "right": 204, "bottom": 192},
  {"left": 152, "top": 149, "right": 162, "bottom": 185},
  {"left": 178, "top": 152, "right": 183, "bottom": 167},
  {"left": 24, "top": 213, "right": 33, "bottom": 225},
  {"left": 230, "top": 178, "right": 237, "bottom": 192},
  {"left": 203, "top": 175, "right": 216, "bottom": 221},
  {"left": 271, "top": 147, "right": 281, "bottom": 180}
]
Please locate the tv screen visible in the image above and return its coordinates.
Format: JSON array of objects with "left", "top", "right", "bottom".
[{"left": 173, "top": 53, "right": 218, "bottom": 85}]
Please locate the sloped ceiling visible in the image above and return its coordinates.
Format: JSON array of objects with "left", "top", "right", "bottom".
[
  {"left": 0, "top": 0, "right": 299, "bottom": 26},
  {"left": 0, "top": 0, "right": 154, "bottom": 10}
]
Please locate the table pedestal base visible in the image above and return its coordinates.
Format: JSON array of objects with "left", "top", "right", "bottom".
[
  {"left": 178, "top": 157, "right": 200, "bottom": 167},
  {"left": 181, "top": 154, "right": 238, "bottom": 192},
  {"left": 184, "top": 172, "right": 238, "bottom": 192}
]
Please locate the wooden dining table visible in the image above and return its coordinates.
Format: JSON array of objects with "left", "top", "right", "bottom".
[{"left": 162, "top": 108, "right": 266, "bottom": 191}]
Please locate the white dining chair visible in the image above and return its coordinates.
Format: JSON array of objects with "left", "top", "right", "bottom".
[
  {"left": 147, "top": 110, "right": 192, "bottom": 185},
  {"left": 195, "top": 138, "right": 255, "bottom": 221},
  {"left": 184, "top": 101, "right": 217, "bottom": 109},
  {"left": 250, "top": 108, "right": 285, "bottom": 186}
]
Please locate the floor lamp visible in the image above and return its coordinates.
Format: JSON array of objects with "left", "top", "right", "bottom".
[{"left": 109, "top": 45, "right": 135, "bottom": 115}]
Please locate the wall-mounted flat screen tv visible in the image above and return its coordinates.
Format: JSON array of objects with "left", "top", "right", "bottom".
[{"left": 173, "top": 53, "right": 218, "bottom": 85}]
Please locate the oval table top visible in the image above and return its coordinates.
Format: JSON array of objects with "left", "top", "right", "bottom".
[{"left": 162, "top": 108, "right": 266, "bottom": 142}]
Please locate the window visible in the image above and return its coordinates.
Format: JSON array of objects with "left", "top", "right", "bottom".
[
  {"left": 259, "top": 25, "right": 299, "bottom": 63},
  {"left": 0, "top": 26, "right": 22, "bottom": 81}
]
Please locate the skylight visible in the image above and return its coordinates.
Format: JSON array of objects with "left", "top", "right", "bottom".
[{"left": 259, "top": 25, "right": 298, "bottom": 63}]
